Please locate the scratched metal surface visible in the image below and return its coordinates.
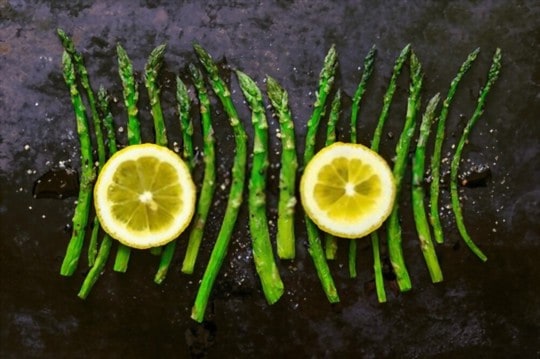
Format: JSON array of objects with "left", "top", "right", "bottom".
[{"left": 1, "top": 0, "right": 539, "bottom": 357}]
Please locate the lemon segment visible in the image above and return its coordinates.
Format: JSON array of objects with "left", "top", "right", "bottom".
[
  {"left": 94, "top": 143, "right": 196, "bottom": 249},
  {"left": 300, "top": 142, "right": 396, "bottom": 239}
]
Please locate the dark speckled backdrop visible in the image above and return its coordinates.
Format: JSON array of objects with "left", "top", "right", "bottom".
[{"left": 1, "top": 1, "right": 539, "bottom": 358}]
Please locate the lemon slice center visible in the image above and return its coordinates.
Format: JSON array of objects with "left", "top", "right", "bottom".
[{"left": 139, "top": 191, "right": 158, "bottom": 211}]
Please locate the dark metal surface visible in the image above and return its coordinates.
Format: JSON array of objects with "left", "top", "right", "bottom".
[{"left": 1, "top": 0, "right": 539, "bottom": 357}]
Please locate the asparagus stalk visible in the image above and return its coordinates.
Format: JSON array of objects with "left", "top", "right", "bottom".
[
  {"left": 59, "top": 51, "right": 95, "bottom": 276},
  {"left": 450, "top": 48, "right": 502, "bottom": 262},
  {"left": 78, "top": 235, "right": 112, "bottom": 299},
  {"left": 162, "top": 75, "right": 196, "bottom": 274},
  {"left": 56, "top": 29, "right": 107, "bottom": 267},
  {"left": 350, "top": 45, "right": 377, "bottom": 144},
  {"left": 191, "top": 44, "right": 248, "bottom": 322},
  {"left": 347, "top": 46, "right": 377, "bottom": 276},
  {"left": 143, "top": 44, "right": 182, "bottom": 284},
  {"left": 303, "top": 45, "right": 339, "bottom": 303},
  {"left": 412, "top": 93, "right": 443, "bottom": 283},
  {"left": 323, "top": 90, "right": 341, "bottom": 261},
  {"left": 181, "top": 64, "right": 217, "bottom": 274},
  {"left": 237, "top": 70, "right": 284, "bottom": 304},
  {"left": 57, "top": 29, "right": 107, "bottom": 166},
  {"left": 78, "top": 87, "right": 117, "bottom": 298},
  {"left": 371, "top": 232, "right": 386, "bottom": 302},
  {"left": 371, "top": 44, "right": 411, "bottom": 150},
  {"left": 114, "top": 43, "right": 142, "bottom": 272},
  {"left": 429, "top": 48, "right": 480, "bottom": 244},
  {"left": 116, "top": 44, "right": 142, "bottom": 145},
  {"left": 144, "top": 43, "right": 168, "bottom": 146},
  {"left": 386, "top": 50, "right": 423, "bottom": 293},
  {"left": 324, "top": 90, "right": 341, "bottom": 146},
  {"left": 368, "top": 44, "right": 410, "bottom": 303},
  {"left": 177, "top": 76, "right": 196, "bottom": 170},
  {"left": 266, "top": 76, "right": 298, "bottom": 260},
  {"left": 98, "top": 86, "right": 118, "bottom": 156}
]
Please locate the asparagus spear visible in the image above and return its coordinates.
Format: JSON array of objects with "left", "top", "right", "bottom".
[
  {"left": 143, "top": 44, "right": 182, "bottom": 284},
  {"left": 370, "top": 233, "right": 386, "bottom": 302},
  {"left": 116, "top": 44, "right": 142, "bottom": 145},
  {"left": 181, "top": 65, "right": 217, "bottom": 274},
  {"left": 450, "top": 48, "right": 502, "bottom": 262},
  {"left": 57, "top": 29, "right": 107, "bottom": 167},
  {"left": 386, "top": 50, "right": 423, "bottom": 293},
  {"left": 161, "top": 75, "right": 196, "bottom": 275},
  {"left": 347, "top": 46, "right": 377, "bottom": 276},
  {"left": 79, "top": 87, "right": 117, "bottom": 299},
  {"left": 237, "top": 70, "right": 284, "bottom": 304},
  {"left": 371, "top": 44, "right": 411, "bottom": 150},
  {"left": 98, "top": 86, "right": 118, "bottom": 156},
  {"left": 59, "top": 51, "right": 95, "bottom": 276},
  {"left": 114, "top": 43, "right": 142, "bottom": 272},
  {"left": 323, "top": 90, "right": 341, "bottom": 261},
  {"left": 429, "top": 48, "right": 480, "bottom": 244},
  {"left": 56, "top": 29, "right": 107, "bottom": 267},
  {"left": 144, "top": 43, "right": 168, "bottom": 146},
  {"left": 350, "top": 45, "right": 377, "bottom": 144},
  {"left": 177, "top": 76, "right": 196, "bottom": 170},
  {"left": 303, "top": 45, "right": 339, "bottom": 303},
  {"left": 266, "top": 76, "right": 298, "bottom": 260},
  {"left": 368, "top": 44, "right": 410, "bottom": 303},
  {"left": 324, "top": 90, "right": 341, "bottom": 146},
  {"left": 191, "top": 44, "right": 248, "bottom": 322},
  {"left": 412, "top": 93, "right": 443, "bottom": 283}
]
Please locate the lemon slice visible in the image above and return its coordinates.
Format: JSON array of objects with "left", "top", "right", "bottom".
[
  {"left": 300, "top": 142, "right": 396, "bottom": 238},
  {"left": 94, "top": 143, "right": 196, "bottom": 249}
]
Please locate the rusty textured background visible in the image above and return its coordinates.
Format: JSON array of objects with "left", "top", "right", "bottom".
[{"left": 1, "top": 0, "right": 539, "bottom": 357}]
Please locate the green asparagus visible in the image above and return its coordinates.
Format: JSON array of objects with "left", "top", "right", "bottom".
[
  {"left": 386, "top": 51, "right": 423, "bottom": 292},
  {"left": 347, "top": 46, "right": 377, "bottom": 276},
  {"left": 59, "top": 51, "right": 96, "bottom": 276},
  {"left": 98, "top": 86, "right": 118, "bottom": 157},
  {"left": 177, "top": 76, "right": 196, "bottom": 171},
  {"left": 160, "top": 77, "right": 193, "bottom": 280},
  {"left": 191, "top": 44, "right": 248, "bottom": 322},
  {"left": 371, "top": 44, "right": 411, "bottom": 151},
  {"left": 143, "top": 44, "right": 179, "bottom": 283},
  {"left": 323, "top": 90, "right": 341, "bottom": 261},
  {"left": 181, "top": 65, "right": 217, "bottom": 274},
  {"left": 368, "top": 44, "right": 410, "bottom": 303},
  {"left": 144, "top": 43, "right": 168, "bottom": 146},
  {"left": 114, "top": 43, "right": 142, "bottom": 272},
  {"left": 57, "top": 29, "right": 107, "bottom": 267},
  {"left": 371, "top": 233, "right": 386, "bottom": 302},
  {"left": 450, "top": 48, "right": 501, "bottom": 262},
  {"left": 303, "top": 45, "right": 339, "bottom": 303},
  {"left": 412, "top": 93, "right": 443, "bottom": 283},
  {"left": 429, "top": 48, "right": 480, "bottom": 244},
  {"left": 266, "top": 76, "right": 298, "bottom": 260},
  {"left": 237, "top": 70, "right": 284, "bottom": 304},
  {"left": 78, "top": 87, "right": 117, "bottom": 299},
  {"left": 350, "top": 45, "right": 377, "bottom": 144}
]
